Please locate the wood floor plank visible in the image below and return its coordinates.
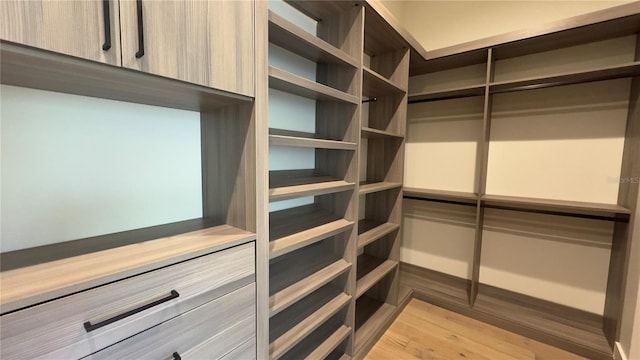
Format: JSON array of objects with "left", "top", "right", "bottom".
[
  {"left": 366, "top": 299, "right": 587, "bottom": 360},
  {"left": 404, "top": 301, "right": 535, "bottom": 360},
  {"left": 394, "top": 316, "right": 512, "bottom": 360},
  {"left": 424, "top": 304, "right": 586, "bottom": 360}
]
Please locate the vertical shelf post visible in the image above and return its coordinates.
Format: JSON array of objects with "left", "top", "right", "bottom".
[{"left": 470, "top": 48, "right": 494, "bottom": 306}]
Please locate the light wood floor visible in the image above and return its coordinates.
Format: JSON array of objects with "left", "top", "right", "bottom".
[{"left": 365, "top": 299, "right": 587, "bottom": 360}]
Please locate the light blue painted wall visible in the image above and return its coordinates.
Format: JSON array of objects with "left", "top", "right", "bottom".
[
  {"left": 1, "top": 85, "right": 202, "bottom": 252},
  {"left": 268, "top": 0, "right": 318, "bottom": 213}
]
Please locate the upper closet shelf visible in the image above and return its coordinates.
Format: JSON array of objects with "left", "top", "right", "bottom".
[
  {"left": 269, "top": 170, "right": 355, "bottom": 201},
  {"left": 481, "top": 194, "right": 631, "bottom": 219},
  {"left": 361, "top": 127, "right": 404, "bottom": 139},
  {"left": 408, "top": 84, "right": 486, "bottom": 103},
  {"left": 269, "top": 66, "right": 359, "bottom": 104},
  {"left": 490, "top": 61, "right": 640, "bottom": 94},
  {"left": 268, "top": 10, "right": 359, "bottom": 68},
  {"left": 362, "top": 67, "right": 406, "bottom": 97},
  {"left": 359, "top": 182, "right": 403, "bottom": 195},
  {"left": 403, "top": 187, "right": 478, "bottom": 204},
  {"left": 269, "top": 129, "right": 357, "bottom": 151}
]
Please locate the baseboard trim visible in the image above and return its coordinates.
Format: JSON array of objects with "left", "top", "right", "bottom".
[
  {"left": 400, "top": 262, "right": 614, "bottom": 360},
  {"left": 615, "top": 342, "right": 628, "bottom": 360}
]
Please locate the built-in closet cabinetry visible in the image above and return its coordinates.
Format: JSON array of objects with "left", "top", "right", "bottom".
[
  {"left": 260, "top": 1, "right": 411, "bottom": 359},
  {"left": 0, "top": 0, "right": 254, "bottom": 96},
  {"left": 0, "top": 0, "right": 259, "bottom": 358},
  {"left": 404, "top": 9, "right": 640, "bottom": 360},
  {"left": 264, "top": 3, "right": 362, "bottom": 359},
  {"left": 355, "top": 11, "right": 409, "bottom": 360},
  {"left": 0, "top": 0, "right": 122, "bottom": 66}
]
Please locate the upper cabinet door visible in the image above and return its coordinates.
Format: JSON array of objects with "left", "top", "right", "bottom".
[
  {"left": 119, "top": 0, "right": 254, "bottom": 97},
  {"left": 0, "top": 0, "right": 121, "bottom": 66}
]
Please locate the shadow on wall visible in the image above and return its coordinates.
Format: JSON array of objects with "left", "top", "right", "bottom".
[{"left": 401, "top": 199, "right": 476, "bottom": 279}]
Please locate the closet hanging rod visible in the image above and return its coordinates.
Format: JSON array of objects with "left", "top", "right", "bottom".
[
  {"left": 408, "top": 93, "right": 483, "bottom": 104},
  {"left": 482, "top": 203, "right": 629, "bottom": 222},
  {"left": 403, "top": 195, "right": 629, "bottom": 222},
  {"left": 403, "top": 195, "right": 478, "bottom": 207}
]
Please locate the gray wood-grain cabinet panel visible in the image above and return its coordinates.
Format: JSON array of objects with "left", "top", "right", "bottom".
[
  {"left": 119, "top": 0, "right": 255, "bottom": 97},
  {"left": 0, "top": 0, "right": 121, "bottom": 66}
]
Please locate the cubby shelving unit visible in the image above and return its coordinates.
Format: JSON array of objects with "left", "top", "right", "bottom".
[
  {"left": 264, "top": 2, "right": 413, "bottom": 358},
  {"left": 265, "top": 2, "right": 363, "bottom": 359},
  {"left": 403, "top": 5, "right": 640, "bottom": 359},
  {"left": 0, "top": 42, "right": 260, "bottom": 314},
  {"left": 353, "top": 5, "right": 410, "bottom": 358}
]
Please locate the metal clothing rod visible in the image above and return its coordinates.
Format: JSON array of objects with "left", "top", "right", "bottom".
[
  {"left": 403, "top": 196, "right": 629, "bottom": 222},
  {"left": 403, "top": 195, "right": 477, "bottom": 207},
  {"left": 482, "top": 204, "right": 628, "bottom": 222}
]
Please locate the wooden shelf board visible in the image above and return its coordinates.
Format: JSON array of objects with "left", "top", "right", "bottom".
[
  {"left": 269, "top": 132, "right": 357, "bottom": 151},
  {"left": 270, "top": 287, "right": 351, "bottom": 360},
  {"left": 354, "top": 296, "right": 396, "bottom": 352},
  {"left": 305, "top": 325, "right": 351, "bottom": 360},
  {"left": 271, "top": 219, "right": 354, "bottom": 259},
  {"left": 359, "top": 181, "right": 403, "bottom": 195},
  {"left": 270, "top": 258, "right": 351, "bottom": 317},
  {"left": 474, "top": 284, "right": 611, "bottom": 359},
  {"left": 269, "top": 66, "right": 359, "bottom": 104},
  {"left": 270, "top": 204, "right": 340, "bottom": 240},
  {"left": 356, "top": 255, "right": 398, "bottom": 299},
  {"left": 358, "top": 219, "right": 400, "bottom": 249},
  {"left": 270, "top": 170, "right": 355, "bottom": 201},
  {"left": 0, "top": 42, "right": 250, "bottom": 113},
  {"left": 362, "top": 67, "right": 406, "bottom": 97},
  {"left": 403, "top": 187, "right": 478, "bottom": 204},
  {"left": 408, "top": 84, "right": 486, "bottom": 103},
  {"left": 269, "top": 259, "right": 351, "bottom": 316},
  {"left": 481, "top": 194, "right": 630, "bottom": 217},
  {"left": 269, "top": 243, "right": 351, "bottom": 317},
  {"left": 268, "top": 10, "right": 359, "bottom": 68},
  {"left": 490, "top": 61, "right": 640, "bottom": 94},
  {"left": 361, "top": 127, "right": 404, "bottom": 139},
  {"left": 0, "top": 223, "right": 255, "bottom": 313},
  {"left": 280, "top": 319, "right": 351, "bottom": 360},
  {"left": 362, "top": 3, "right": 410, "bottom": 56},
  {"left": 283, "top": 1, "right": 355, "bottom": 24}
]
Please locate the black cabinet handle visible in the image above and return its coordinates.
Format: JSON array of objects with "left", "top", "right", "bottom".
[
  {"left": 172, "top": 353, "right": 182, "bottom": 360},
  {"left": 83, "top": 290, "right": 179, "bottom": 332},
  {"left": 135, "top": 0, "right": 145, "bottom": 58},
  {"left": 102, "top": 0, "right": 111, "bottom": 51}
]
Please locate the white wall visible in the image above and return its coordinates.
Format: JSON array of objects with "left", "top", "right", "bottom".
[
  {"left": 400, "top": 6, "right": 636, "bottom": 314},
  {"left": 380, "top": 0, "right": 634, "bottom": 51},
  {"left": 1, "top": 85, "right": 203, "bottom": 252}
]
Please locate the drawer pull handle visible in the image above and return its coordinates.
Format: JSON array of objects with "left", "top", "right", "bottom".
[
  {"left": 172, "top": 352, "right": 182, "bottom": 360},
  {"left": 83, "top": 290, "right": 179, "bottom": 332},
  {"left": 135, "top": 0, "right": 145, "bottom": 58},
  {"left": 102, "top": 0, "right": 111, "bottom": 51}
]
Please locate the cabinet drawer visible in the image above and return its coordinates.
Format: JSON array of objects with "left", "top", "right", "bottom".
[
  {"left": 220, "top": 338, "right": 257, "bottom": 360},
  {"left": 1, "top": 242, "right": 254, "bottom": 359},
  {"left": 86, "top": 283, "right": 255, "bottom": 360}
]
